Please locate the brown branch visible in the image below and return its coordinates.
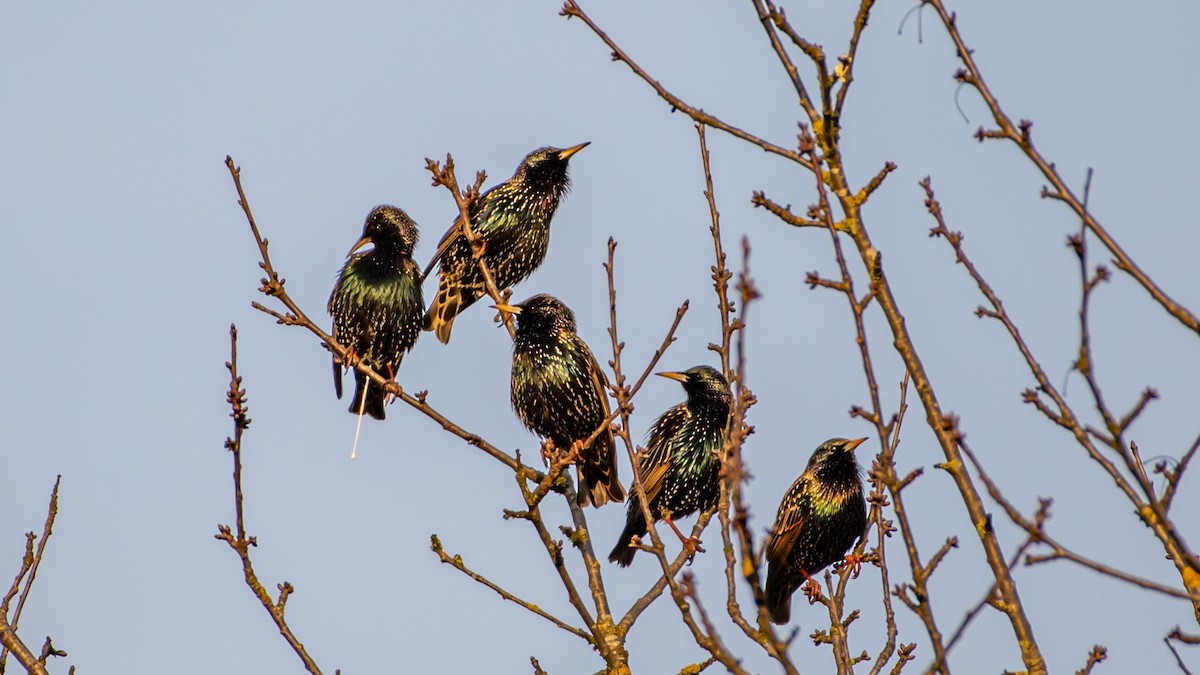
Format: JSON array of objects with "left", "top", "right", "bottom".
[
  {"left": 924, "top": 176, "right": 1200, "bottom": 621},
  {"left": 1162, "top": 433, "right": 1200, "bottom": 513},
  {"left": 1074, "top": 645, "right": 1107, "bottom": 675},
  {"left": 834, "top": 0, "right": 881, "bottom": 117},
  {"left": 752, "top": 0, "right": 822, "bottom": 124},
  {"left": 1164, "top": 633, "right": 1195, "bottom": 675},
  {"left": 1, "top": 480, "right": 63, "bottom": 675},
  {"left": 868, "top": 376, "right": 912, "bottom": 675},
  {"left": 0, "top": 476, "right": 60, "bottom": 675},
  {"left": 559, "top": 0, "right": 815, "bottom": 172},
  {"left": 957, "top": 440, "right": 1200, "bottom": 602},
  {"left": 751, "top": 191, "right": 828, "bottom": 229},
  {"left": 215, "top": 325, "right": 323, "bottom": 675},
  {"left": 926, "top": 0, "right": 1200, "bottom": 336},
  {"left": 430, "top": 535, "right": 592, "bottom": 643}
]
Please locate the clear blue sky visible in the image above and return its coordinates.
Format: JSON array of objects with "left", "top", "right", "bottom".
[{"left": 3, "top": 1, "right": 1198, "bottom": 673}]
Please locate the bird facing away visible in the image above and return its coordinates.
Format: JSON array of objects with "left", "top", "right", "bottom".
[
  {"left": 499, "top": 294, "right": 625, "bottom": 508},
  {"left": 328, "top": 205, "right": 424, "bottom": 420},
  {"left": 764, "top": 437, "right": 868, "bottom": 624},
  {"left": 609, "top": 366, "right": 732, "bottom": 566},
  {"left": 423, "top": 143, "right": 589, "bottom": 343}
]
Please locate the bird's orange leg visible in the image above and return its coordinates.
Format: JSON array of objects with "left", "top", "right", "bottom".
[
  {"left": 383, "top": 364, "right": 400, "bottom": 404},
  {"left": 663, "top": 515, "right": 702, "bottom": 564}
]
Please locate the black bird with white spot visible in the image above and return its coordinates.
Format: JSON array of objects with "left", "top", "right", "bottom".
[
  {"left": 764, "top": 437, "right": 868, "bottom": 624},
  {"left": 423, "top": 143, "right": 589, "bottom": 343},
  {"left": 498, "top": 294, "right": 625, "bottom": 508},
  {"left": 328, "top": 205, "right": 424, "bottom": 420},
  {"left": 609, "top": 365, "right": 731, "bottom": 566}
]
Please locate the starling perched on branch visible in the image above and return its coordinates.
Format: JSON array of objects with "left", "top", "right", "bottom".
[
  {"left": 609, "top": 366, "right": 731, "bottom": 566},
  {"left": 423, "top": 143, "right": 589, "bottom": 343},
  {"left": 328, "top": 205, "right": 424, "bottom": 420},
  {"left": 764, "top": 437, "right": 868, "bottom": 624},
  {"left": 498, "top": 294, "right": 625, "bottom": 508}
]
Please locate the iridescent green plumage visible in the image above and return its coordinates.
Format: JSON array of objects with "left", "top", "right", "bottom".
[
  {"left": 423, "top": 143, "right": 589, "bottom": 343},
  {"left": 504, "top": 294, "right": 624, "bottom": 508},
  {"left": 328, "top": 205, "right": 424, "bottom": 420},
  {"left": 764, "top": 437, "right": 868, "bottom": 624},
  {"left": 609, "top": 366, "right": 731, "bottom": 566}
]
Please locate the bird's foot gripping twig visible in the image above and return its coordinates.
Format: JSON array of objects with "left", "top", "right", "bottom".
[
  {"left": 383, "top": 364, "right": 400, "bottom": 404},
  {"left": 838, "top": 552, "right": 865, "bottom": 579},
  {"left": 663, "top": 515, "right": 705, "bottom": 565},
  {"left": 564, "top": 439, "right": 586, "bottom": 465},
  {"left": 801, "top": 570, "right": 824, "bottom": 604}
]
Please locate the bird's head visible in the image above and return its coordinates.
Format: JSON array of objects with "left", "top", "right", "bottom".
[
  {"left": 806, "top": 437, "right": 868, "bottom": 479},
  {"left": 495, "top": 294, "right": 577, "bottom": 335},
  {"left": 513, "top": 142, "right": 590, "bottom": 190},
  {"left": 349, "top": 205, "right": 419, "bottom": 257},
  {"left": 657, "top": 365, "right": 732, "bottom": 409}
]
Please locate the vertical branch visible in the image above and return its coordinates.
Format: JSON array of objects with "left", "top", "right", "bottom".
[
  {"left": 215, "top": 325, "right": 324, "bottom": 675},
  {"left": 697, "top": 124, "right": 795, "bottom": 669}
]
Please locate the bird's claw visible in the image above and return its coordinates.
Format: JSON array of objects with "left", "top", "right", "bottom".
[
  {"left": 840, "top": 552, "right": 865, "bottom": 579},
  {"left": 802, "top": 578, "right": 824, "bottom": 604},
  {"left": 564, "top": 440, "right": 585, "bottom": 465}
]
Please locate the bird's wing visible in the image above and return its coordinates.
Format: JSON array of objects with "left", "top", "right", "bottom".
[
  {"left": 636, "top": 405, "right": 688, "bottom": 506},
  {"left": 579, "top": 338, "right": 613, "bottom": 435},
  {"left": 765, "top": 477, "right": 811, "bottom": 565},
  {"left": 421, "top": 215, "right": 464, "bottom": 280}
]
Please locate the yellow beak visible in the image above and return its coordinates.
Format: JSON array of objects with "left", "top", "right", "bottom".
[
  {"left": 656, "top": 371, "right": 689, "bottom": 384},
  {"left": 493, "top": 303, "right": 522, "bottom": 315},
  {"left": 557, "top": 142, "right": 590, "bottom": 161},
  {"left": 844, "top": 437, "right": 869, "bottom": 452},
  {"left": 347, "top": 236, "right": 372, "bottom": 257}
]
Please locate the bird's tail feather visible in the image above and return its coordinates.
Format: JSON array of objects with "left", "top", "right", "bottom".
[
  {"left": 424, "top": 283, "right": 462, "bottom": 344},
  {"left": 607, "top": 501, "right": 646, "bottom": 566},
  {"left": 578, "top": 431, "right": 625, "bottom": 508},
  {"left": 332, "top": 356, "right": 344, "bottom": 399},
  {"left": 764, "top": 565, "right": 796, "bottom": 625}
]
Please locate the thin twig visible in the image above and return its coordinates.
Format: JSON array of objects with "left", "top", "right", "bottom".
[
  {"left": 215, "top": 325, "right": 323, "bottom": 675},
  {"left": 431, "top": 535, "right": 592, "bottom": 643}
]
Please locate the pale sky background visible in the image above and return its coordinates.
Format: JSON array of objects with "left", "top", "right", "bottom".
[{"left": 3, "top": 1, "right": 1199, "bottom": 673}]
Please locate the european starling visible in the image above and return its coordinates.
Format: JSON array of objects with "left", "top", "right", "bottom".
[
  {"left": 764, "top": 437, "right": 868, "bottom": 624},
  {"left": 609, "top": 366, "right": 731, "bottom": 566},
  {"left": 499, "top": 294, "right": 625, "bottom": 508},
  {"left": 328, "top": 205, "right": 424, "bottom": 420},
  {"left": 423, "top": 143, "right": 589, "bottom": 343}
]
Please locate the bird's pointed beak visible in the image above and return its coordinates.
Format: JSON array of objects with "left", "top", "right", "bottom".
[
  {"left": 557, "top": 142, "right": 590, "bottom": 161},
  {"left": 656, "top": 371, "right": 689, "bottom": 383},
  {"left": 493, "top": 303, "right": 522, "bottom": 315},
  {"left": 347, "top": 236, "right": 372, "bottom": 257},
  {"left": 845, "top": 437, "right": 869, "bottom": 452}
]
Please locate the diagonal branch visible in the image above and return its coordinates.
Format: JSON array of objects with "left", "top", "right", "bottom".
[{"left": 924, "top": 0, "right": 1200, "bottom": 336}]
